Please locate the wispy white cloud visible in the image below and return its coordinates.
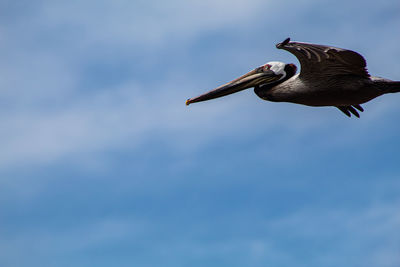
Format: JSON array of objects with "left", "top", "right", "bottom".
[{"left": 25, "top": 0, "right": 271, "bottom": 48}]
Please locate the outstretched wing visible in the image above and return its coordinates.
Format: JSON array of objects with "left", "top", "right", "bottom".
[{"left": 276, "top": 38, "right": 369, "bottom": 80}]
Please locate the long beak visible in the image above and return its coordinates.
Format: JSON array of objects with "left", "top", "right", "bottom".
[{"left": 186, "top": 68, "right": 281, "bottom": 106}]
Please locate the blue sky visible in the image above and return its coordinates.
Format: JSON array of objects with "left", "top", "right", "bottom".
[{"left": 1, "top": 0, "right": 400, "bottom": 266}]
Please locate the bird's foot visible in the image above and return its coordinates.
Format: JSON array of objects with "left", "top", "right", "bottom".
[{"left": 336, "top": 105, "right": 364, "bottom": 118}]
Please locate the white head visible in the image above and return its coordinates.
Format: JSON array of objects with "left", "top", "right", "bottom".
[{"left": 263, "top": 61, "right": 287, "bottom": 79}]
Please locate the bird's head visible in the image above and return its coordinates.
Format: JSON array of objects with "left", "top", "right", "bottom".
[{"left": 186, "top": 61, "right": 297, "bottom": 106}]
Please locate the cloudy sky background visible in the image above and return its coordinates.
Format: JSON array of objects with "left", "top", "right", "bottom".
[{"left": 1, "top": 0, "right": 400, "bottom": 266}]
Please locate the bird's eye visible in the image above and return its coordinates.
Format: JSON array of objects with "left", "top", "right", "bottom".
[{"left": 264, "top": 64, "right": 272, "bottom": 70}]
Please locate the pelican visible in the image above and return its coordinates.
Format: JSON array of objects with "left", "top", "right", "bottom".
[{"left": 186, "top": 38, "right": 400, "bottom": 117}]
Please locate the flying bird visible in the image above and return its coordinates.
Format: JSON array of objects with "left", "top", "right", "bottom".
[{"left": 186, "top": 38, "right": 400, "bottom": 117}]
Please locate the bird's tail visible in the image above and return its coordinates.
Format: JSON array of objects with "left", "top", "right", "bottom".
[
  {"left": 388, "top": 81, "right": 400, "bottom": 93},
  {"left": 373, "top": 78, "right": 400, "bottom": 94}
]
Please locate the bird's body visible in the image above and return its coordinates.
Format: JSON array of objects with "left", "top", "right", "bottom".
[
  {"left": 257, "top": 74, "right": 388, "bottom": 106},
  {"left": 186, "top": 38, "right": 400, "bottom": 117}
]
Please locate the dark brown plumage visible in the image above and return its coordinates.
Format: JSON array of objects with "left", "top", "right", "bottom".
[{"left": 186, "top": 38, "right": 400, "bottom": 118}]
